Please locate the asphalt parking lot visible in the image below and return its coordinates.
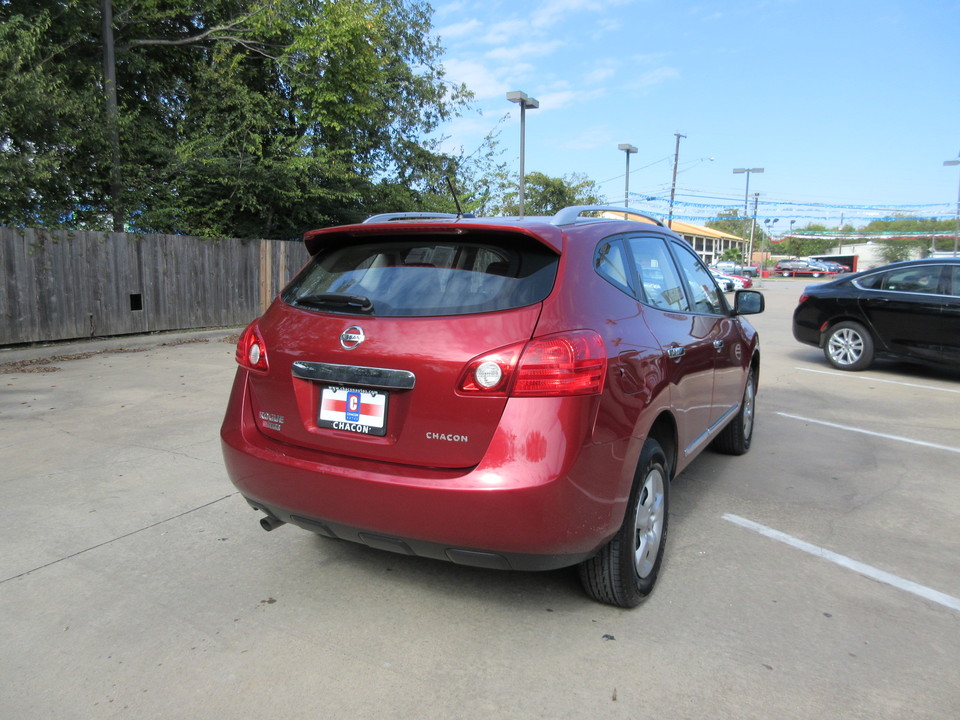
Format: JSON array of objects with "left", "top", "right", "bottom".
[{"left": 1, "top": 278, "right": 958, "bottom": 719}]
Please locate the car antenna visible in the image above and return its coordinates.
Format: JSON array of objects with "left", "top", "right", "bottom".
[{"left": 445, "top": 176, "right": 465, "bottom": 219}]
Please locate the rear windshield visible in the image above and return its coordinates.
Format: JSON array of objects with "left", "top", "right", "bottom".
[{"left": 282, "top": 235, "right": 558, "bottom": 317}]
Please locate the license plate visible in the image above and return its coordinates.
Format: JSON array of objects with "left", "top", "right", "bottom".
[{"left": 318, "top": 386, "right": 388, "bottom": 437}]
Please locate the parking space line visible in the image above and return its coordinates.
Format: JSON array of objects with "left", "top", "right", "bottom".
[
  {"left": 797, "top": 367, "right": 960, "bottom": 394},
  {"left": 723, "top": 514, "right": 960, "bottom": 613},
  {"left": 776, "top": 412, "right": 960, "bottom": 455}
]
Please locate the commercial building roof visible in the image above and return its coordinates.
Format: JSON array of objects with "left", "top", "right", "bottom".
[{"left": 667, "top": 219, "right": 743, "bottom": 242}]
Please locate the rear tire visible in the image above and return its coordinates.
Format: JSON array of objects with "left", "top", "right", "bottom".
[
  {"left": 824, "top": 321, "right": 874, "bottom": 371},
  {"left": 579, "top": 440, "right": 669, "bottom": 608},
  {"left": 712, "top": 367, "right": 756, "bottom": 455}
]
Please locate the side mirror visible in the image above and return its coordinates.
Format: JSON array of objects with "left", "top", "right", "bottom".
[{"left": 734, "top": 290, "right": 764, "bottom": 315}]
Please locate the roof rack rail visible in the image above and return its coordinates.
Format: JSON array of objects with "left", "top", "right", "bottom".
[
  {"left": 550, "top": 205, "right": 666, "bottom": 228},
  {"left": 363, "top": 212, "right": 462, "bottom": 224}
]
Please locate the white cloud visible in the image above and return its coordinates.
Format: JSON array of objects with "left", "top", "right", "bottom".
[
  {"left": 561, "top": 123, "right": 616, "bottom": 152},
  {"left": 442, "top": 59, "right": 506, "bottom": 99},
  {"left": 583, "top": 60, "right": 620, "bottom": 85},
  {"left": 485, "top": 40, "right": 565, "bottom": 62},
  {"left": 537, "top": 88, "right": 600, "bottom": 111},
  {"left": 629, "top": 66, "right": 681, "bottom": 91},
  {"left": 531, "top": 0, "right": 634, "bottom": 29},
  {"left": 436, "top": 19, "right": 483, "bottom": 41}
]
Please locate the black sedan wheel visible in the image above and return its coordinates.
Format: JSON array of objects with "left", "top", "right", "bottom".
[{"left": 824, "top": 321, "right": 875, "bottom": 371}]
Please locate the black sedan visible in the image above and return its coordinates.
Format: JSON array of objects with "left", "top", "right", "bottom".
[{"left": 792, "top": 257, "right": 960, "bottom": 371}]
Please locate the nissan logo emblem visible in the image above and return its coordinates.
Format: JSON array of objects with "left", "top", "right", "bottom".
[{"left": 340, "top": 326, "right": 365, "bottom": 350}]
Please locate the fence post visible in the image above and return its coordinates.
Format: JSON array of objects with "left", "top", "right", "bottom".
[{"left": 259, "top": 239, "right": 273, "bottom": 314}]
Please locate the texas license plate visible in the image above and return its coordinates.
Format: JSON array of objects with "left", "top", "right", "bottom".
[{"left": 318, "top": 387, "right": 388, "bottom": 436}]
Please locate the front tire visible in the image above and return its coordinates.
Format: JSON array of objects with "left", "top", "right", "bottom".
[
  {"left": 712, "top": 367, "right": 756, "bottom": 455},
  {"left": 824, "top": 321, "right": 874, "bottom": 371},
  {"left": 579, "top": 440, "right": 669, "bottom": 608}
]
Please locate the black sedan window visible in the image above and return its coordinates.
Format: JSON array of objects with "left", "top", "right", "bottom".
[
  {"left": 859, "top": 266, "right": 944, "bottom": 295},
  {"left": 947, "top": 265, "right": 960, "bottom": 297}
]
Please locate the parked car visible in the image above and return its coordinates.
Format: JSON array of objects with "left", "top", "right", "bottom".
[
  {"left": 714, "top": 260, "right": 759, "bottom": 277},
  {"left": 709, "top": 268, "right": 735, "bottom": 292},
  {"left": 811, "top": 259, "right": 847, "bottom": 273},
  {"left": 792, "top": 257, "right": 960, "bottom": 371},
  {"left": 775, "top": 258, "right": 831, "bottom": 277},
  {"left": 221, "top": 205, "right": 765, "bottom": 608},
  {"left": 721, "top": 272, "right": 753, "bottom": 290}
]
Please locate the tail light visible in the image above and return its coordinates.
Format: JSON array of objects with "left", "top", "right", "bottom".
[
  {"left": 236, "top": 320, "right": 269, "bottom": 373},
  {"left": 798, "top": 294, "right": 809, "bottom": 304},
  {"left": 458, "top": 330, "right": 606, "bottom": 397}
]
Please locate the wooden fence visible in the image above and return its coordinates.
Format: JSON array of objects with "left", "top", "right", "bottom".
[{"left": 0, "top": 227, "right": 311, "bottom": 346}]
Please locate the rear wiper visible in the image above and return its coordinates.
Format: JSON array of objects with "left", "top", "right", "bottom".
[{"left": 295, "top": 293, "right": 374, "bottom": 314}]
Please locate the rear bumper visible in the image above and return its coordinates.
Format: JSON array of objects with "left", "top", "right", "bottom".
[
  {"left": 792, "top": 305, "right": 825, "bottom": 348},
  {"left": 220, "top": 371, "right": 629, "bottom": 571}
]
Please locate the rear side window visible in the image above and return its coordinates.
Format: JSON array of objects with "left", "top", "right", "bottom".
[
  {"left": 282, "top": 236, "right": 558, "bottom": 317},
  {"left": 626, "top": 235, "right": 690, "bottom": 312},
  {"left": 858, "top": 265, "right": 944, "bottom": 295}
]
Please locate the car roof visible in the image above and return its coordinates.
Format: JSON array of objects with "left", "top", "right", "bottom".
[
  {"left": 303, "top": 205, "right": 682, "bottom": 256},
  {"left": 361, "top": 205, "right": 667, "bottom": 229}
]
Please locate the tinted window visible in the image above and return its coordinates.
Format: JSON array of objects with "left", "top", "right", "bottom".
[
  {"left": 670, "top": 241, "right": 727, "bottom": 315},
  {"left": 859, "top": 265, "right": 944, "bottom": 294},
  {"left": 626, "top": 235, "right": 690, "bottom": 312},
  {"left": 595, "top": 238, "right": 634, "bottom": 296},
  {"left": 283, "top": 237, "right": 558, "bottom": 317},
  {"left": 946, "top": 265, "right": 960, "bottom": 297}
]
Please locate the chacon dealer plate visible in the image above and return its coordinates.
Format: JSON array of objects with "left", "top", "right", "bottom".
[{"left": 318, "top": 386, "right": 388, "bottom": 436}]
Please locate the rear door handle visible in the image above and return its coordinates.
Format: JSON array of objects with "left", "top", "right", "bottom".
[
  {"left": 713, "top": 340, "right": 724, "bottom": 351},
  {"left": 667, "top": 346, "right": 685, "bottom": 360}
]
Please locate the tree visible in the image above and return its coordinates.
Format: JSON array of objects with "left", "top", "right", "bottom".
[
  {"left": 1, "top": 0, "right": 471, "bottom": 237},
  {"left": 495, "top": 172, "right": 604, "bottom": 216}
]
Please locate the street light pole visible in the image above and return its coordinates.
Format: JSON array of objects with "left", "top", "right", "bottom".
[
  {"left": 733, "top": 168, "right": 763, "bottom": 264},
  {"left": 506, "top": 91, "right": 539, "bottom": 217},
  {"left": 667, "top": 133, "right": 686, "bottom": 228},
  {"left": 618, "top": 144, "right": 637, "bottom": 207},
  {"left": 945, "top": 154, "right": 960, "bottom": 257}
]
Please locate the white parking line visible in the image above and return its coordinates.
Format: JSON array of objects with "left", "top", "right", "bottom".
[
  {"left": 723, "top": 514, "right": 960, "bottom": 613},
  {"left": 776, "top": 412, "right": 960, "bottom": 455},
  {"left": 797, "top": 367, "right": 960, "bottom": 394}
]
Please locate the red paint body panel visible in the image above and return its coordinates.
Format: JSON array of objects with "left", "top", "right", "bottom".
[{"left": 221, "top": 214, "right": 762, "bottom": 571}]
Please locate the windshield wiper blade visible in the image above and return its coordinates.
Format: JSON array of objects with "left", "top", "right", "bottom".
[{"left": 295, "top": 293, "right": 374, "bottom": 313}]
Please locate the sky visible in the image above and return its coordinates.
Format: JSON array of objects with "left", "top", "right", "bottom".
[{"left": 429, "top": 0, "right": 960, "bottom": 230}]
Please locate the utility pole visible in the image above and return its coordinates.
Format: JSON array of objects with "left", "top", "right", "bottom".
[
  {"left": 667, "top": 133, "right": 686, "bottom": 228},
  {"left": 733, "top": 168, "right": 763, "bottom": 266},
  {"left": 748, "top": 193, "right": 759, "bottom": 270}
]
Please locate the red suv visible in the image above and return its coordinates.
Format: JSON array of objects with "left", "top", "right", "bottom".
[{"left": 221, "top": 206, "right": 764, "bottom": 607}]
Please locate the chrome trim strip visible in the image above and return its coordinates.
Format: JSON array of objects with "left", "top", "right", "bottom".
[
  {"left": 291, "top": 361, "right": 416, "bottom": 390},
  {"left": 682, "top": 403, "right": 739, "bottom": 457}
]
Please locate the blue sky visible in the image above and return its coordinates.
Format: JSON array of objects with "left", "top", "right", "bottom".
[{"left": 430, "top": 0, "right": 960, "bottom": 229}]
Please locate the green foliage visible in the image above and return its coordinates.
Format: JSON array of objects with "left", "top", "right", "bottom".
[
  {"left": 495, "top": 172, "right": 604, "bottom": 216},
  {"left": 0, "top": 0, "right": 472, "bottom": 237},
  {"left": 780, "top": 217, "right": 956, "bottom": 261}
]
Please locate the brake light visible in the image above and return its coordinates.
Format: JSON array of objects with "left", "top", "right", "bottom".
[
  {"left": 798, "top": 294, "right": 809, "bottom": 304},
  {"left": 458, "top": 331, "right": 606, "bottom": 397},
  {"left": 236, "top": 320, "right": 269, "bottom": 373}
]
